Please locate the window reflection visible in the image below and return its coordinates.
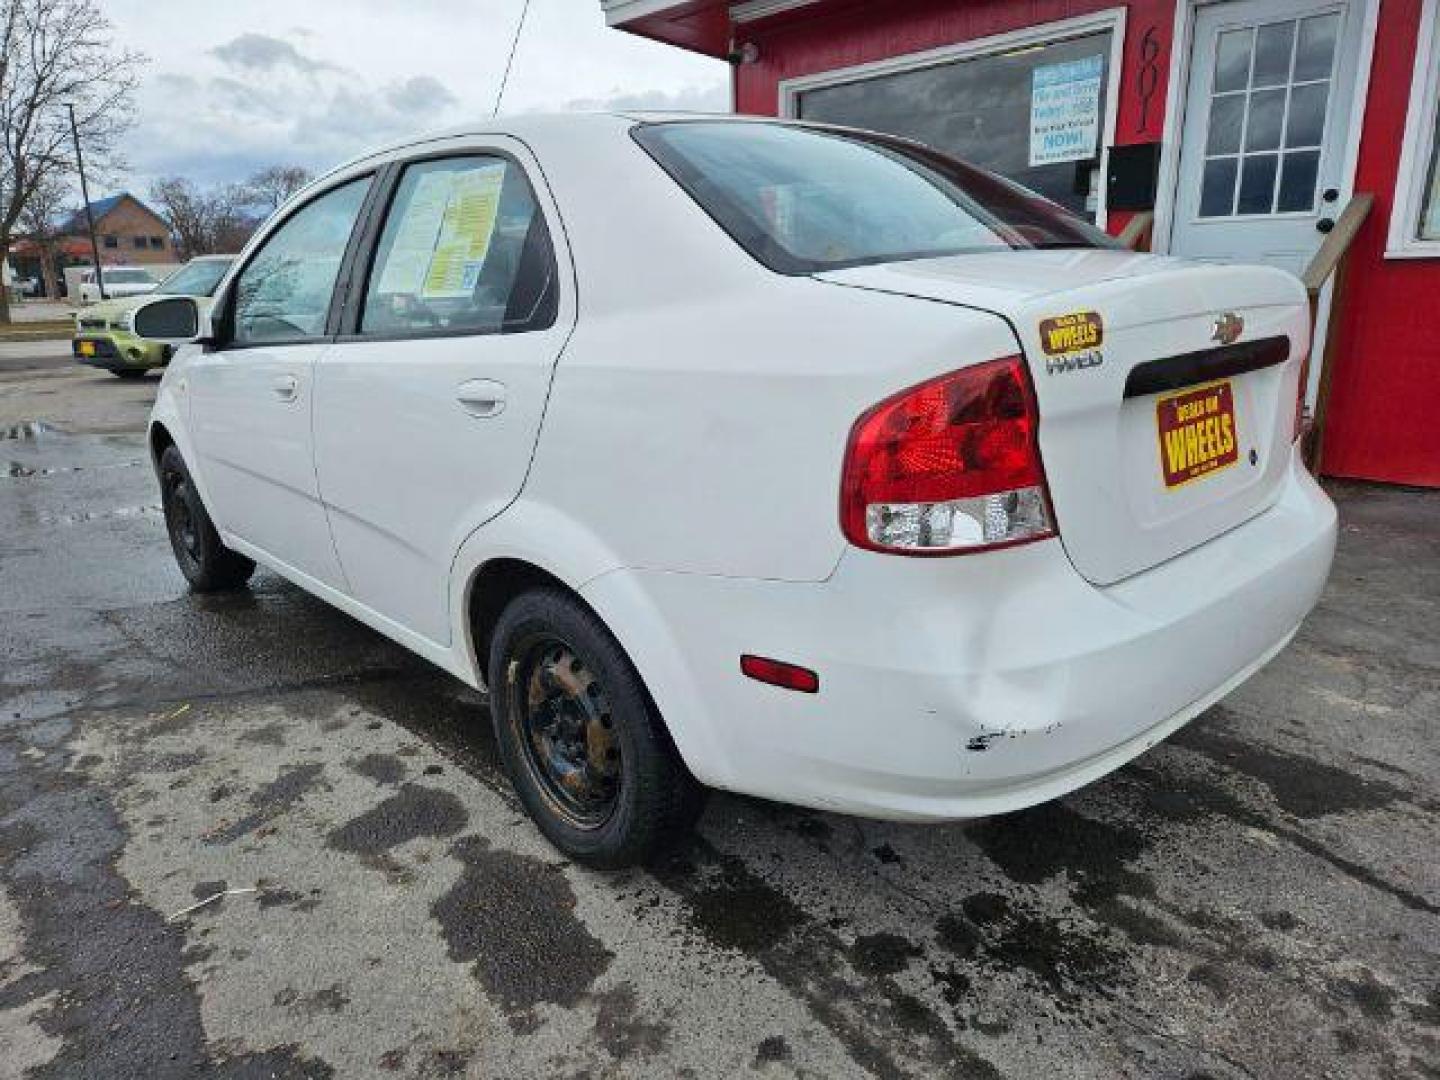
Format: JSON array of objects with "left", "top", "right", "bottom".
[{"left": 796, "top": 32, "right": 1112, "bottom": 219}]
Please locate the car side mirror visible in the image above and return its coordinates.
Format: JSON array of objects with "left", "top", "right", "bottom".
[{"left": 133, "top": 297, "right": 203, "bottom": 344}]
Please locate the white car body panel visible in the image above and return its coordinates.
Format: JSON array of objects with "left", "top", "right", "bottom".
[
  {"left": 149, "top": 113, "right": 1338, "bottom": 821},
  {"left": 821, "top": 251, "right": 1312, "bottom": 584},
  {"left": 311, "top": 136, "right": 580, "bottom": 647}
]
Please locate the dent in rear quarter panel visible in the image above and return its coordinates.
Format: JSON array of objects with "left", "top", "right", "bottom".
[{"left": 519, "top": 276, "right": 1023, "bottom": 583}]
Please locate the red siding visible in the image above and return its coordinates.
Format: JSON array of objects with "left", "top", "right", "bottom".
[
  {"left": 1318, "top": 0, "right": 1438, "bottom": 485},
  {"left": 629, "top": 0, "right": 1440, "bottom": 485}
]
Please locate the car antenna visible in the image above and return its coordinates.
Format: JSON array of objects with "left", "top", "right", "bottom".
[{"left": 492, "top": 0, "right": 533, "bottom": 118}]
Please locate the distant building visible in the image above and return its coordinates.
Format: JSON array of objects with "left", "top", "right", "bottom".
[
  {"left": 11, "top": 192, "right": 176, "bottom": 298},
  {"left": 60, "top": 194, "right": 176, "bottom": 266}
]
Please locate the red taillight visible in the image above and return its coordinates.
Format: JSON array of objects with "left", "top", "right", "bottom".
[
  {"left": 840, "top": 357, "right": 1056, "bottom": 555},
  {"left": 741, "top": 655, "right": 819, "bottom": 693}
]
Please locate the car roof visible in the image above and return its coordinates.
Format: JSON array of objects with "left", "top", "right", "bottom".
[{"left": 316, "top": 111, "right": 779, "bottom": 182}]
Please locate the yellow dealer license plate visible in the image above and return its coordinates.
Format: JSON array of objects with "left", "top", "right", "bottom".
[
  {"left": 1156, "top": 380, "right": 1239, "bottom": 488},
  {"left": 78, "top": 340, "right": 96, "bottom": 357}
]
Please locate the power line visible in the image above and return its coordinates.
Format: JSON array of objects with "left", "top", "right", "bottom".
[{"left": 492, "top": 0, "right": 533, "bottom": 118}]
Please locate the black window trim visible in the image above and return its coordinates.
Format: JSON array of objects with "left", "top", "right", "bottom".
[
  {"left": 332, "top": 145, "right": 562, "bottom": 345},
  {"left": 211, "top": 170, "right": 383, "bottom": 353}
]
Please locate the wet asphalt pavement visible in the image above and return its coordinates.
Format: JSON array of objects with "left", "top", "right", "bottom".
[{"left": 0, "top": 351, "right": 1437, "bottom": 1079}]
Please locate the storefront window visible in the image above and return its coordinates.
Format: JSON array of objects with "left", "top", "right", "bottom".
[
  {"left": 1389, "top": 0, "right": 1440, "bottom": 255},
  {"left": 792, "top": 29, "right": 1114, "bottom": 219},
  {"left": 1420, "top": 101, "right": 1440, "bottom": 241}
]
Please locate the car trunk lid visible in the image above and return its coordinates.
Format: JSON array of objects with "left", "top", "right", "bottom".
[{"left": 817, "top": 250, "right": 1311, "bottom": 585}]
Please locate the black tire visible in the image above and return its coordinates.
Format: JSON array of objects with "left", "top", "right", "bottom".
[
  {"left": 487, "top": 588, "right": 706, "bottom": 868},
  {"left": 112, "top": 368, "right": 148, "bottom": 380},
  {"left": 158, "top": 445, "right": 255, "bottom": 592}
]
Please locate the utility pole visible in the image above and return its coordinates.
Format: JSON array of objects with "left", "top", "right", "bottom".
[{"left": 66, "top": 103, "right": 106, "bottom": 300}]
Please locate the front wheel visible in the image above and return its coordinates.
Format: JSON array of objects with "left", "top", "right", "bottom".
[
  {"left": 487, "top": 589, "right": 705, "bottom": 868},
  {"left": 158, "top": 445, "right": 255, "bottom": 592}
]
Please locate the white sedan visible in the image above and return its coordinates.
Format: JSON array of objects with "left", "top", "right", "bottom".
[
  {"left": 78, "top": 265, "right": 159, "bottom": 303},
  {"left": 140, "top": 114, "right": 1337, "bottom": 867}
]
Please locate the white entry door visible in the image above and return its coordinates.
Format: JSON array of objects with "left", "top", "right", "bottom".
[{"left": 1170, "top": 0, "right": 1366, "bottom": 274}]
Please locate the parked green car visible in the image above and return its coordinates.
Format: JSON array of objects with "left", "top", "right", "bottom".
[{"left": 73, "top": 255, "right": 234, "bottom": 378}]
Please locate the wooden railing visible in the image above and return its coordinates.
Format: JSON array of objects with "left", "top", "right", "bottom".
[
  {"left": 1118, "top": 210, "right": 1155, "bottom": 252},
  {"left": 1299, "top": 193, "right": 1373, "bottom": 472}
]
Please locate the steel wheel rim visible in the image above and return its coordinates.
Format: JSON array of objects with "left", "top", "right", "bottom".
[
  {"left": 515, "top": 636, "right": 621, "bottom": 828},
  {"left": 163, "top": 469, "right": 201, "bottom": 563}
]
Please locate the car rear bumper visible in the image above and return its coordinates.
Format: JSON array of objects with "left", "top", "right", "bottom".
[{"left": 581, "top": 450, "right": 1337, "bottom": 820}]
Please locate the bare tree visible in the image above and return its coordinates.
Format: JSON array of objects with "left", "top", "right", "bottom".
[
  {"left": 245, "top": 165, "right": 312, "bottom": 215},
  {"left": 150, "top": 176, "right": 258, "bottom": 259},
  {"left": 16, "top": 171, "right": 69, "bottom": 297},
  {"left": 0, "top": 0, "right": 142, "bottom": 321}
]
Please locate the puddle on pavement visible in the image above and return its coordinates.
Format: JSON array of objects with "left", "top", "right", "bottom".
[
  {"left": 4, "top": 458, "right": 145, "bottom": 479},
  {"left": 2, "top": 420, "right": 59, "bottom": 440},
  {"left": 37, "top": 503, "right": 161, "bottom": 526}
]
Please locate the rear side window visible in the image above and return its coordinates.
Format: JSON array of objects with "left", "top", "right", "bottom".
[
  {"left": 634, "top": 121, "right": 1118, "bottom": 275},
  {"left": 360, "top": 155, "right": 556, "bottom": 337},
  {"left": 233, "top": 177, "right": 371, "bottom": 345}
]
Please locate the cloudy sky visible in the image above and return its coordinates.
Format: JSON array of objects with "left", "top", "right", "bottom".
[{"left": 102, "top": 0, "right": 727, "bottom": 193}]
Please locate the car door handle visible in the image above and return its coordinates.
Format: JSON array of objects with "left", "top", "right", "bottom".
[
  {"left": 456, "top": 379, "right": 507, "bottom": 419},
  {"left": 271, "top": 374, "right": 299, "bottom": 401}
]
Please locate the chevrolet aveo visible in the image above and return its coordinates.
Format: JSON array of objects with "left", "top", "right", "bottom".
[{"left": 141, "top": 115, "right": 1337, "bottom": 867}]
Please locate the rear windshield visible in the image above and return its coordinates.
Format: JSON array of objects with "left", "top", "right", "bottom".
[{"left": 633, "top": 120, "right": 1119, "bottom": 275}]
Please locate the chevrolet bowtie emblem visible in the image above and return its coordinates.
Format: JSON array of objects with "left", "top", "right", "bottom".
[{"left": 1212, "top": 312, "right": 1244, "bottom": 345}]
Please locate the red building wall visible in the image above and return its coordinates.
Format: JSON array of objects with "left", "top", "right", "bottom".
[
  {"left": 1318, "top": 0, "right": 1436, "bottom": 485},
  {"left": 728, "top": 0, "right": 1439, "bottom": 486}
]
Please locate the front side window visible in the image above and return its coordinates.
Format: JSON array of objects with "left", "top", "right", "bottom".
[
  {"left": 635, "top": 121, "right": 1116, "bottom": 275},
  {"left": 232, "top": 177, "right": 370, "bottom": 345},
  {"left": 360, "top": 155, "right": 555, "bottom": 337}
]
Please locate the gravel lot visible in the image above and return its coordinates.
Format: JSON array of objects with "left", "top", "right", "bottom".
[{"left": 1, "top": 350, "right": 1436, "bottom": 1079}]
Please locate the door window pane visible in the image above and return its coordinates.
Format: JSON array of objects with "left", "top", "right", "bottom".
[
  {"left": 1294, "top": 14, "right": 1339, "bottom": 82},
  {"left": 1214, "top": 29, "right": 1253, "bottom": 93},
  {"left": 1252, "top": 21, "right": 1296, "bottom": 87},
  {"left": 361, "top": 156, "right": 554, "bottom": 336},
  {"left": 1207, "top": 94, "right": 1245, "bottom": 154},
  {"left": 1200, "top": 157, "right": 1239, "bottom": 216},
  {"left": 1195, "top": 13, "right": 1336, "bottom": 220},
  {"left": 1285, "top": 82, "right": 1329, "bottom": 147},
  {"left": 233, "top": 178, "right": 370, "bottom": 345},
  {"left": 1245, "top": 88, "right": 1286, "bottom": 151},
  {"left": 795, "top": 31, "right": 1112, "bottom": 218},
  {"left": 1277, "top": 150, "right": 1321, "bottom": 211},
  {"left": 1238, "top": 153, "right": 1279, "bottom": 213}
]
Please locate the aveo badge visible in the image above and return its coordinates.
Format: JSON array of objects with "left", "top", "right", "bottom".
[{"left": 1038, "top": 311, "right": 1104, "bottom": 375}]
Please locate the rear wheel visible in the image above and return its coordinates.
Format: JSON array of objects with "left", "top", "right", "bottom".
[
  {"left": 158, "top": 445, "right": 255, "bottom": 592},
  {"left": 487, "top": 589, "right": 705, "bottom": 868},
  {"left": 113, "top": 368, "right": 147, "bottom": 380}
]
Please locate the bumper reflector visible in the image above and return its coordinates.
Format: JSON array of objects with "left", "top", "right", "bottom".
[{"left": 741, "top": 655, "right": 819, "bottom": 694}]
